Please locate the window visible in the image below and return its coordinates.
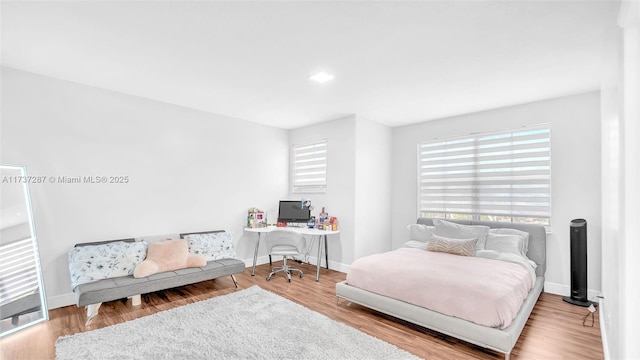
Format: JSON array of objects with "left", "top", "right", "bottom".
[
  {"left": 291, "top": 139, "right": 327, "bottom": 193},
  {"left": 418, "top": 125, "right": 551, "bottom": 226}
]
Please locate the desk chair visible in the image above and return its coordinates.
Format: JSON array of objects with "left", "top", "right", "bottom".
[{"left": 264, "top": 229, "right": 306, "bottom": 282}]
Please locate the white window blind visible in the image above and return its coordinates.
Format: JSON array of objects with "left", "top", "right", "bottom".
[
  {"left": 0, "top": 238, "right": 39, "bottom": 307},
  {"left": 418, "top": 125, "right": 551, "bottom": 225},
  {"left": 292, "top": 139, "right": 327, "bottom": 193}
]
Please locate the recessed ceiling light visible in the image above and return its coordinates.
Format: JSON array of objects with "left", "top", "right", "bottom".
[{"left": 309, "top": 72, "right": 334, "bottom": 83}]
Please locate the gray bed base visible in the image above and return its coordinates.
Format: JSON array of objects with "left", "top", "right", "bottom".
[
  {"left": 336, "top": 218, "right": 547, "bottom": 360},
  {"left": 73, "top": 231, "right": 246, "bottom": 326}
]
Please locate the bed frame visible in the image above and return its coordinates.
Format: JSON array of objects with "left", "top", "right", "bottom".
[{"left": 335, "top": 218, "right": 546, "bottom": 360}]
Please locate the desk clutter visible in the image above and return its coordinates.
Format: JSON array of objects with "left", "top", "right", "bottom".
[
  {"left": 246, "top": 203, "right": 339, "bottom": 231},
  {"left": 247, "top": 207, "right": 267, "bottom": 228},
  {"left": 309, "top": 207, "right": 339, "bottom": 231}
]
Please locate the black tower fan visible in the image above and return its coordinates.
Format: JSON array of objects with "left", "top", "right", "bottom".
[{"left": 562, "top": 219, "right": 593, "bottom": 307}]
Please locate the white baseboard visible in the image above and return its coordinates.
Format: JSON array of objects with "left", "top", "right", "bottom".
[
  {"left": 47, "top": 293, "right": 76, "bottom": 310},
  {"left": 599, "top": 298, "right": 610, "bottom": 360},
  {"left": 543, "top": 281, "right": 600, "bottom": 302}
]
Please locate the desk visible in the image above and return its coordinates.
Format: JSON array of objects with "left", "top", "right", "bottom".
[{"left": 243, "top": 226, "right": 340, "bottom": 281}]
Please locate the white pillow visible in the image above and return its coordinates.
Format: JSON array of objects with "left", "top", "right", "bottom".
[
  {"left": 406, "top": 224, "right": 435, "bottom": 242},
  {"left": 485, "top": 233, "right": 527, "bottom": 259},
  {"left": 488, "top": 228, "right": 530, "bottom": 255},
  {"left": 401, "top": 240, "right": 429, "bottom": 250},
  {"left": 432, "top": 219, "right": 489, "bottom": 250}
]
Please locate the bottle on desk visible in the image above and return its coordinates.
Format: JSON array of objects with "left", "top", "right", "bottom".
[
  {"left": 318, "top": 207, "right": 328, "bottom": 230},
  {"left": 330, "top": 217, "right": 339, "bottom": 231}
]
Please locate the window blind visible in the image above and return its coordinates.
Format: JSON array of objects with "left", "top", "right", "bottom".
[
  {"left": 0, "top": 238, "right": 39, "bottom": 307},
  {"left": 418, "top": 125, "right": 551, "bottom": 225},
  {"left": 292, "top": 139, "right": 327, "bottom": 193}
]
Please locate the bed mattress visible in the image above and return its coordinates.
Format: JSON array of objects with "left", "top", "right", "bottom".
[{"left": 345, "top": 247, "right": 534, "bottom": 328}]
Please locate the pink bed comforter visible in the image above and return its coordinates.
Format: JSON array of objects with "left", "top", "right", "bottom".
[{"left": 346, "top": 248, "right": 533, "bottom": 328}]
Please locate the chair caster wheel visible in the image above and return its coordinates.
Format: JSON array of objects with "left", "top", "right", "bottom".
[
  {"left": 266, "top": 276, "right": 271, "bottom": 281},
  {"left": 288, "top": 278, "right": 291, "bottom": 283},
  {"left": 300, "top": 273, "right": 303, "bottom": 278}
]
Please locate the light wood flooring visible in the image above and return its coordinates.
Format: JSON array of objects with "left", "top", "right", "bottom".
[{"left": 0, "top": 262, "right": 603, "bottom": 360}]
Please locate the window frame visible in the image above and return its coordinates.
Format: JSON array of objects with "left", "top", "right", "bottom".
[
  {"left": 416, "top": 124, "right": 551, "bottom": 227},
  {"left": 291, "top": 139, "right": 327, "bottom": 194}
]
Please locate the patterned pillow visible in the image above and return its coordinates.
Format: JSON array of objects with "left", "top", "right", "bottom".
[
  {"left": 68, "top": 241, "right": 148, "bottom": 289},
  {"left": 183, "top": 232, "right": 236, "bottom": 261},
  {"left": 426, "top": 234, "right": 477, "bottom": 257}
]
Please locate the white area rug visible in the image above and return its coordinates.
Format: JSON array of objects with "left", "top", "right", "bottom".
[{"left": 55, "top": 286, "right": 420, "bottom": 360}]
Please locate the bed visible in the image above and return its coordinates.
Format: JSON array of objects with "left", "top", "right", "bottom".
[{"left": 335, "top": 218, "right": 546, "bottom": 360}]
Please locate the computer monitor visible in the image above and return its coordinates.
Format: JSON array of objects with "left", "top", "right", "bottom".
[{"left": 277, "top": 200, "right": 311, "bottom": 224}]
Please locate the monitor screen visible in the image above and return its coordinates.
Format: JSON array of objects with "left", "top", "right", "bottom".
[{"left": 278, "top": 200, "right": 311, "bottom": 223}]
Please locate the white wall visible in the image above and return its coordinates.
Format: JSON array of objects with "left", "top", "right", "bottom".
[
  {"left": 289, "top": 115, "right": 392, "bottom": 268},
  {"left": 1, "top": 67, "right": 290, "bottom": 308},
  {"left": 391, "top": 92, "right": 602, "bottom": 297},
  {"left": 600, "top": 1, "right": 640, "bottom": 358},
  {"left": 288, "top": 115, "right": 356, "bottom": 268},
  {"left": 354, "top": 117, "right": 392, "bottom": 259}
]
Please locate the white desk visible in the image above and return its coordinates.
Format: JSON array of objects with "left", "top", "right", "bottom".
[{"left": 243, "top": 226, "right": 340, "bottom": 281}]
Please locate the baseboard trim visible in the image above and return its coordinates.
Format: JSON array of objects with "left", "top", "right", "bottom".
[
  {"left": 599, "top": 298, "right": 610, "bottom": 359},
  {"left": 47, "top": 293, "right": 76, "bottom": 310},
  {"left": 543, "top": 281, "right": 600, "bottom": 302}
]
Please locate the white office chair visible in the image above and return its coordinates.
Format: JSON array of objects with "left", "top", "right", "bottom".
[{"left": 264, "top": 229, "right": 307, "bottom": 282}]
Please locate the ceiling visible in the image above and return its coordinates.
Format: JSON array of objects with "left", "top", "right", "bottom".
[{"left": 1, "top": 1, "right": 617, "bottom": 129}]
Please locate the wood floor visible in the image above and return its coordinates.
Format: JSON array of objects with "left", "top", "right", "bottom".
[{"left": 0, "top": 262, "right": 603, "bottom": 360}]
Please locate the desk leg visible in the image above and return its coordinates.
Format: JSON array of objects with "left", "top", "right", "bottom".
[
  {"left": 324, "top": 235, "right": 329, "bottom": 270},
  {"left": 251, "top": 233, "right": 261, "bottom": 276},
  {"left": 316, "top": 235, "right": 322, "bottom": 281},
  {"left": 316, "top": 234, "right": 328, "bottom": 282}
]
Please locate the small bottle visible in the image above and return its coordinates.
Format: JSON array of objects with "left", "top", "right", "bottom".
[{"left": 319, "top": 207, "right": 327, "bottom": 222}]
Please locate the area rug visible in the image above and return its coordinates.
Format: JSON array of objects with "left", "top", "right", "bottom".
[{"left": 55, "top": 285, "right": 420, "bottom": 360}]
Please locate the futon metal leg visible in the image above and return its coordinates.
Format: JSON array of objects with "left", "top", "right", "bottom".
[
  {"left": 230, "top": 274, "right": 238, "bottom": 288},
  {"left": 85, "top": 302, "right": 102, "bottom": 326}
]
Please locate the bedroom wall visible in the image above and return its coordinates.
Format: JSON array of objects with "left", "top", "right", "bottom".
[
  {"left": 288, "top": 115, "right": 392, "bottom": 268},
  {"left": 390, "top": 92, "right": 602, "bottom": 298},
  {"left": 354, "top": 117, "right": 392, "bottom": 259},
  {"left": 0, "top": 67, "right": 290, "bottom": 308},
  {"left": 600, "top": 1, "right": 640, "bottom": 358},
  {"left": 288, "top": 115, "right": 357, "bottom": 269}
]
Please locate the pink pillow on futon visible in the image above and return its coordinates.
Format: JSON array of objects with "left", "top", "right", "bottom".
[{"left": 133, "top": 238, "right": 206, "bottom": 278}]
